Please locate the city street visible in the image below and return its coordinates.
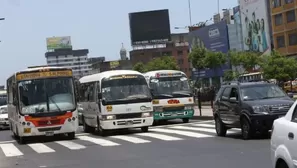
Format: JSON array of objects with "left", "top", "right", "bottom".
[{"left": 0, "top": 120, "right": 271, "bottom": 168}]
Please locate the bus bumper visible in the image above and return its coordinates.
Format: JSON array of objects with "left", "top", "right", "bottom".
[
  {"left": 18, "top": 121, "right": 78, "bottom": 137},
  {"left": 100, "top": 117, "right": 154, "bottom": 130},
  {"left": 153, "top": 109, "right": 194, "bottom": 120}
]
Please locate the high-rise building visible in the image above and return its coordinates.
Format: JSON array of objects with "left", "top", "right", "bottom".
[
  {"left": 45, "top": 48, "right": 91, "bottom": 79},
  {"left": 120, "top": 43, "right": 127, "bottom": 60},
  {"left": 270, "top": 0, "right": 297, "bottom": 56}
]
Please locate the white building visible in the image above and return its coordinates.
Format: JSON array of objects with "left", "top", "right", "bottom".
[{"left": 45, "top": 48, "right": 91, "bottom": 79}]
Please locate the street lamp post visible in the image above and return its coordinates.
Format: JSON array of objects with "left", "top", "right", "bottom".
[{"left": 188, "top": 0, "right": 192, "bottom": 26}]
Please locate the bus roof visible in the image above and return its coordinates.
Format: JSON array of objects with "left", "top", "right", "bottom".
[
  {"left": 143, "top": 70, "right": 186, "bottom": 77},
  {"left": 18, "top": 66, "right": 71, "bottom": 73},
  {"left": 79, "top": 70, "right": 143, "bottom": 83}
]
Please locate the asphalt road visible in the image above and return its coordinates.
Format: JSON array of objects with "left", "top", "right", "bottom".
[{"left": 0, "top": 120, "right": 272, "bottom": 168}]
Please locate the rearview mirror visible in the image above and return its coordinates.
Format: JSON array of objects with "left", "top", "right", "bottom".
[
  {"left": 98, "top": 92, "right": 102, "bottom": 99},
  {"left": 229, "top": 97, "right": 238, "bottom": 103}
]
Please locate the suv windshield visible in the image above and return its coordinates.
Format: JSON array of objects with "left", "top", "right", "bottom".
[
  {"left": 101, "top": 75, "right": 151, "bottom": 105},
  {"left": 240, "top": 84, "right": 287, "bottom": 101},
  {"left": 18, "top": 77, "right": 76, "bottom": 115},
  {"left": 149, "top": 76, "right": 192, "bottom": 98}
]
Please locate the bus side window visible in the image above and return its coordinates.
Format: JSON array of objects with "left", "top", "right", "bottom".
[
  {"left": 87, "top": 82, "right": 95, "bottom": 102},
  {"left": 79, "top": 83, "right": 88, "bottom": 102}
]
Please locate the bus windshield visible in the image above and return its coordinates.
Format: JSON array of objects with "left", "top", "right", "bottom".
[
  {"left": 149, "top": 76, "right": 192, "bottom": 98},
  {"left": 18, "top": 77, "right": 76, "bottom": 115},
  {"left": 101, "top": 75, "right": 151, "bottom": 105}
]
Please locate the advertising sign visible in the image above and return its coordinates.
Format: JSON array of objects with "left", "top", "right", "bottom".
[
  {"left": 46, "top": 36, "right": 72, "bottom": 50},
  {"left": 188, "top": 21, "right": 230, "bottom": 78},
  {"left": 233, "top": 6, "right": 241, "bottom": 24},
  {"left": 129, "top": 9, "right": 171, "bottom": 45},
  {"left": 239, "top": 0, "right": 271, "bottom": 55}
]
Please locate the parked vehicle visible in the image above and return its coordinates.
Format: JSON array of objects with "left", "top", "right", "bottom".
[
  {"left": 0, "top": 105, "right": 9, "bottom": 129},
  {"left": 213, "top": 81, "right": 294, "bottom": 140}
]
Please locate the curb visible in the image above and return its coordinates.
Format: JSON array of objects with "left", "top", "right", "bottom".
[{"left": 192, "top": 116, "right": 214, "bottom": 120}]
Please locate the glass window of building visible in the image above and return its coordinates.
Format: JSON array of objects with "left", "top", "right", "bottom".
[
  {"left": 286, "top": 10, "right": 296, "bottom": 23},
  {"left": 285, "top": 0, "right": 293, "bottom": 4},
  {"left": 274, "top": 14, "right": 283, "bottom": 26},
  {"left": 272, "top": 0, "right": 281, "bottom": 8},
  {"left": 276, "top": 36, "right": 285, "bottom": 48},
  {"left": 289, "top": 33, "right": 297, "bottom": 46}
]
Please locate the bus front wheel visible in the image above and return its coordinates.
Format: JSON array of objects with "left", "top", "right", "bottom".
[
  {"left": 141, "top": 126, "right": 149, "bottom": 132},
  {"left": 67, "top": 132, "right": 75, "bottom": 140},
  {"left": 19, "top": 136, "right": 26, "bottom": 144},
  {"left": 182, "top": 118, "right": 189, "bottom": 123}
]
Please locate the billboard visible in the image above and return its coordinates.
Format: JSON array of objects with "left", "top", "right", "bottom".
[
  {"left": 233, "top": 6, "right": 241, "bottom": 24},
  {"left": 239, "top": 0, "right": 271, "bottom": 55},
  {"left": 46, "top": 36, "right": 72, "bottom": 50},
  {"left": 129, "top": 9, "right": 171, "bottom": 45},
  {"left": 188, "top": 21, "right": 230, "bottom": 78}
]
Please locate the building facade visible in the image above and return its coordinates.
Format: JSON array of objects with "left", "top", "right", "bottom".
[
  {"left": 45, "top": 48, "right": 91, "bottom": 79},
  {"left": 271, "top": 0, "right": 297, "bottom": 56},
  {"left": 129, "top": 33, "right": 192, "bottom": 77}
]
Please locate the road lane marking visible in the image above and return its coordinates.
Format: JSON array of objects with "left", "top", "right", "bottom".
[
  {"left": 110, "top": 135, "right": 150, "bottom": 144},
  {"left": 135, "top": 132, "right": 183, "bottom": 141},
  {"left": 150, "top": 128, "right": 213, "bottom": 138},
  {"left": 0, "top": 143, "right": 23, "bottom": 157},
  {"left": 0, "top": 140, "right": 16, "bottom": 144},
  {"left": 55, "top": 141, "right": 86, "bottom": 150},
  {"left": 171, "top": 125, "right": 239, "bottom": 134},
  {"left": 192, "top": 123, "right": 215, "bottom": 128},
  {"left": 77, "top": 136, "right": 119, "bottom": 146},
  {"left": 28, "top": 143, "right": 55, "bottom": 153}
]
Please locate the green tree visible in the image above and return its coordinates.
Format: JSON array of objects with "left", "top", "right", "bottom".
[
  {"left": 204, "top": 51, "right": 227, "bottom": 73},
  {"left": 240, "top": 51, "right": 261, "bottom": 71},
  {"left": 132, "top": 56, "right": 179, "bottom": 73},
  {"left": 132, "top": 62, "right": 146, "bottom": 73},
  {"left": 188, "top": 46, "right": 207, "bottom": 70},
  {"left": 261, "top": 50, "right": 297, "bottom": 83}
]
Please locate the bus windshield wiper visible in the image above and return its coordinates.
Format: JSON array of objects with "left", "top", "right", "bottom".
[{"left": 46, "top": 93, "right": 62, "bottom": 112}]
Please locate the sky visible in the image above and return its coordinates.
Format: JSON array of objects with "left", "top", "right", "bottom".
[{"left": 0, "top": 0, "right": 238, "bottom": 84}]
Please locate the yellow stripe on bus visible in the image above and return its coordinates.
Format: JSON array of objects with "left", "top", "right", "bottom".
[{"left": 16, "top": 70, "right": 72, "bottom": 80}]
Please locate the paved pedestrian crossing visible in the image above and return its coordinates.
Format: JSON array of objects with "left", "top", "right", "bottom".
[{"left": 0, "top": 121, "right": 242, "bottom": 157}]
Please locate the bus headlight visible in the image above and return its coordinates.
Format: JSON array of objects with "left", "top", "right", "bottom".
[
  {"left": 185, "top": 105, "right": 193, "bottom": 110},
  {"left": 142, "top": 112, "right": 152, "bottom": 117},
  {"left": 103, "top": 115, "right": 116, "bottom": 120},
  {"left": 153, "top": 106, "right": 163, "bottom": 112}
]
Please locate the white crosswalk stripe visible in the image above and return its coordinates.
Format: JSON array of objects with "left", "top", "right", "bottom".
[
  {"left": 150, "top": 128, "right": 214, "bottom": 138},
  {"left": 135, "top": 132, "right": 183, "bottom": 141},
  {"left": 110, "top": 135, "right": 150, "bottom": 144},
  {"left": 77, "top": 136, "right": 120, "bottom": 146},
  {"left": 0, "top": 121, "right": 240, "bottom": 157},
  {"left": 28, "top": 143, "right": 55, "bottom": 153},
  {"left": 0, "top": 143, "right": 23, "bottom": 157},
  {"left": 55, "top": 141, "right": 86, "bottom": 150}
]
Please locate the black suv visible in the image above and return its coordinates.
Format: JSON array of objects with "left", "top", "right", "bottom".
[{"left": 213, "top": 81, "right": 294, "bottom": 140}]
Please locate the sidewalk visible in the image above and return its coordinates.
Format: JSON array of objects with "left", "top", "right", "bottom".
[{"left": 192, "top": 105, "right": 214, "bottom": 120}]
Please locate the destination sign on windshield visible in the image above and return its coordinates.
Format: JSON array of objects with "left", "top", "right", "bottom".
[
  {"left": 109, "top": 75, "right": 139, "bottom": 80},
  {"left": 16, "top": 70, "right": 72, "bottom": 81}
]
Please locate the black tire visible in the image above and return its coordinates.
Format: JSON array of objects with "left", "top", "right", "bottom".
[
  {"left": 97, "top": 117, "right": 108, "bottom": 136},
  {"left": 83, "top": 116, "right": 95, "bottom": 133},
  {"left": 215, "top": 116, "right": 227, "bottom": 137},
  {"left": 67, "top": 132, "right": 75, "bottom": 140},
  {"left": 241, "top": 117, "right": 253, "bottom": 140},
  {"left": 182, "top": 118, "right": 189, "bottom": 123},
  {"left": 19, "top": 136, "right": 26, "bottom": 144},
  {"left": 277, "top": 160, "right": 288, "bottom": 168},
  {"left": 141, "top": 126, "right": 149, "bottom": 132}
]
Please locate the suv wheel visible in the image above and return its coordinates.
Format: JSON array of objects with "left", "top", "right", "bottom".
[
  {"left": 241, "top": 117, "right": 253, "bottom": 140},
  {"left": 215, "top": 116, "right": 227, "bottom": 136}
]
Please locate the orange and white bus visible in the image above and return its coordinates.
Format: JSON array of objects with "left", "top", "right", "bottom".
[{"left": 7, "top": 66, "right": 78, "bottom": 144}]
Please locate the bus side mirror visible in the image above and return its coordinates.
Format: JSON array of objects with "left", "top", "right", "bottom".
[{"left": 98, "top": 92, "right": 102, "bottom": 99}]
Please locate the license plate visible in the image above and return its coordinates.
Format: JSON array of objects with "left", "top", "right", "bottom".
[
  {"left": 126, "top": 121, "right": 133, "bottom": 125},
  {"left": 24, "top": 128, "right": 31, "bottom": 133},
  {"left": 45, "top": 131, "right": 54, "bottom": 136}
]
